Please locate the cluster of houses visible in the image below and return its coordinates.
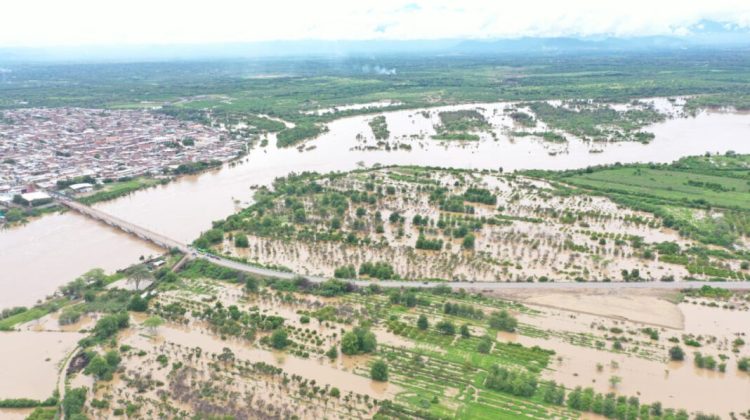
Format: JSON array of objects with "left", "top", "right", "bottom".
[{"left": 0, "top": 107, "right": 248, "bottom": 202}]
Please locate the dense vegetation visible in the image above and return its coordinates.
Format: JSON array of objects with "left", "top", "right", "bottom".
[
  {"left": 526, "top": 101, "right": 663, "bottom": 142},
  {"left": 368, "top": 115, "right": 390, "bottom": 140},
  {"left": 4, "top": 50, "right": 750, "bottom": 134},
  {"left": 276, "top": 123, "right": 326, "bottom": 147},
  {"left": 432, "top": 110, "right": 490, "bottom": 141}
]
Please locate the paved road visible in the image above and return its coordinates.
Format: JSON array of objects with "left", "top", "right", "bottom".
[{"left": 57, "top": 195, "right": 750, "bottom": 292}]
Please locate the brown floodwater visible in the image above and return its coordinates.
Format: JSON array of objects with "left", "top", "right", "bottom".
[
  {"left": 0, "top": 408, "right": 34, "bottom": 420},
  {"left": 680, "top": 301, "right": 750, "bottom": 337},
  {"left": 498, "top": 330, "right": 750, "bottom": 416},
  {"left": 0, "top": 211, "right": 161, "bottom": 308},
  {"left": 0, "top": 331, "right": 82, "bottom": 399},
  {"left": 131, "top": 323, "right": 400, "bottom": 399},
  {"left": 2, "top": 101, "right": 750, "bottom": 308}
]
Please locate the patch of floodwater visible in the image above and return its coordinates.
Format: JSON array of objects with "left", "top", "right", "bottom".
[
  {"left": 128, "top": 324, "right": 400, "bottom": 399},
  {"left": 521, "top": 293, "right": 684, "bottom": 329},
  {"left": 0, "top": 210, "right": 160, "bottom": 309},
  {"left": 20, "top": 311, "right": 96, "bottom": 332},
  {"left": 497, "top": 332, "right": 750, "bottom": 416},
  {"left": 373, "top": 328, "right": 415, "bottom": 349},
  {"left": 680, "top": 302, "right": 750, "bottom": 338},
  {"left": 0, "top": 408, "right": 34, "bottom": 420},
  {"left": 0, "top": 331, "right": 83, "bottom": 399}
]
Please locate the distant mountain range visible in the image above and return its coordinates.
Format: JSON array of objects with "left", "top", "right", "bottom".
[{"left": 1, "top": 19, "right": 748, "bottom": 63}]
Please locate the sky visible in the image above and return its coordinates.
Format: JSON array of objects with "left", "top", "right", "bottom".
[{"left": 1, "top": 0, "right": 750, "bottom": 47}]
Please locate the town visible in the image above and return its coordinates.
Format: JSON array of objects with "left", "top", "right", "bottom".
[{"left": 0, "top": 107, "right": 246, "bottom": 196}]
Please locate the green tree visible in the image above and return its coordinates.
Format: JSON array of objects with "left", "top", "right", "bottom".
[
  {"left": 341, "top": 327, "right": 377, "bottom": 354},
  {"left": 370, "top": 360, "right": 389, "bottom": 381},
  {"left": 91, "top": 312, "right": 129, "bottom": 342},
  {"left": 488, "top": 310, "right": 517, "bottom": 332},
  {"left": 477, "top": 336, "right": 492, "bottom": 354},
  {"left": 460, "top": 324, "right": 471, "bottom": 338},
  {"left": 127, "top": 295, "right": 148, "bottom": 312},
  {"left": 143, "top": 316, "right": 164, "bottom": 334},
  {"left": 669, "top": 345, "right": 685, "bottom": 361},
  {"left": 462, "top": 233, "right": 475, "bottom": 250},
  {"left": 245, "top": 277, "right": 259, "bottom": 293},
  {"left": 436, "top": 320, "right": 456, "bottom": 335},
  {"left": 270, "top": 329, "right": 289, "bottom": 349},
  {"left": 341, "top": 331, "right": 360, "bottom": 355},
  {"left": 104, "top": 350, "right": 121, "bottom": 367},
  {"left": 62, "top": 387, "right": 87, "bottom": 418},
  {"left": 293, "top": 208, "right": 306, "bottom": 223},
  {"left": 127, "top": 264, "right": 153, "bottom": 291},
  {"left": 218, "top": 347, "right": 235, "bottom": 364},
  {"left": 326, "top": 345, "right": 338, "bottom": 360},
  {"left": 85, "top": 355, "right": 113, "bottom": 380},
  {"left": 417, "top": 314, "right": 429, "bottom": 330},
  {"left": 234, "top": 233, "right": 249, "bottom": 248},
  {"left": 4, "top": 208, "right": 24, "bottom": 223}
]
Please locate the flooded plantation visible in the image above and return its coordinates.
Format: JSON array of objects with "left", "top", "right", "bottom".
[
  {"left": 494, "top": 289, "right": 750, "bottom": 417},
  {"left": 206, "top": 166, "right": 743, "bottom": 285}
]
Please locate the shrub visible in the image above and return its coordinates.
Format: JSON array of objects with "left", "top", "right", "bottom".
[
  {"left": 417, "top": 314, "right": 429, "bottom": 330},
  {"left": 460, "top": 324, "right": 471, "bottom": 338},
  {"left": 62, "top": 387, "right": 87, "bottom": 418},
  {"left": 234, "top": 233, "right": 249, "bottom": 248},
  {"left": 370, "top": 360, "right": 389, "bottom": 381},
  {"left": 488, "top": 310, "right": 517, "bottom": 332},
  {"left": 485, "top": 366, "right": 537, "bottom": 397},
  {"left": 436, "top": 320, "right": 456, "bottom": 335},
  {"left": 477, "top": 336, "right": 493, "bottom": 354},
  {"left": 669, "top": 346, "right": 685, "bottom": 361},
  {"left": 270, "top": 329, "right": 289, "bottom": 349},
  {"left": 341, "top": 327, "right": 377, "bottom": 355}
]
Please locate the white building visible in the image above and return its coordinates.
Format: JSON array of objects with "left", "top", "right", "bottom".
[{"left": 69, "top": 183, "right": 94, "bottom": 193}]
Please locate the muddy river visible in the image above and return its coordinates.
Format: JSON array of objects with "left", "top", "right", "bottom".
[{"left": 2, "top": 101, "right": 750, "bottom": 308}]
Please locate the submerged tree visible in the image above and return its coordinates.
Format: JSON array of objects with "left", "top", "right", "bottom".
[{"left": 370, "top": 360, "right": 389, "bottom": 381}]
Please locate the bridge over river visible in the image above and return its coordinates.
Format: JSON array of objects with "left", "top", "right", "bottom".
[{"left": 54, "top": 194, "right": 750, "bottom": 292}]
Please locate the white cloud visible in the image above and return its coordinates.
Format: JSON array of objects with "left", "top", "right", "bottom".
[{"left": 0, "top": 0, "right": 749, "bottom": 47}]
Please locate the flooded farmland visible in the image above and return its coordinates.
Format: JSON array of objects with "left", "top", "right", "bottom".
[
  {"left": 497, "top": 291, "right": 750, "bottom": 417},
  {"left": 2, "top": 100, "right": 750, "bottom": 308}
]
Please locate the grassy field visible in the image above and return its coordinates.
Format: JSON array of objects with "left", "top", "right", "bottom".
[
  {"left": 562, "top": 167, "right": 750, "bottom": 210},
  {"left": 78, "top": 177, "right": 168, "bottom": 205},
  {"left": 528, "top": 153, "right": 750, "bottom": 248}
]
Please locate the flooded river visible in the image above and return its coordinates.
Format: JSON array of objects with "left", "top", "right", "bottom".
[{"left": 2, "top": 101, "right": 750, "bottom": 308}]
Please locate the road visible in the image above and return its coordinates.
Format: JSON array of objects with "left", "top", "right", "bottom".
[
  {"left": 204, "top": 253, "right": 750, "bottom": 291},
  {"left": 56, "top": 194, "right": 750, "bottom": 292}
]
